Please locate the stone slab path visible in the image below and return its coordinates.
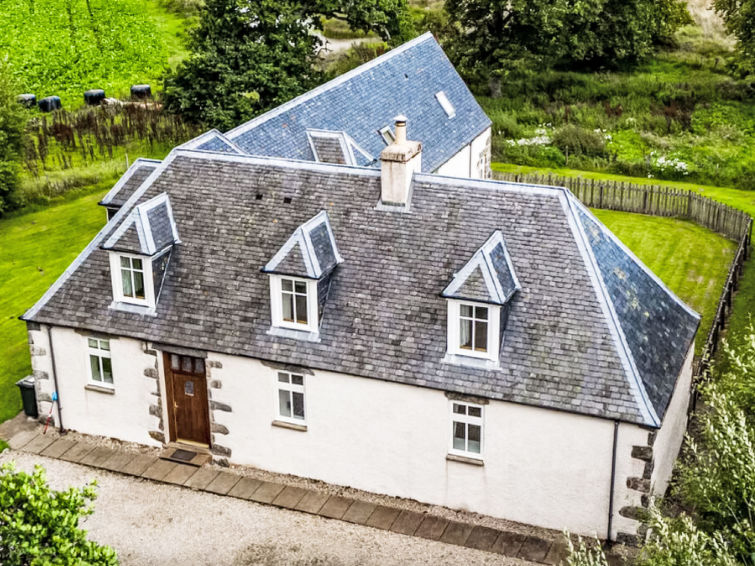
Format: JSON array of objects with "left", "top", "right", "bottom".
[{"left": 5, "top": 424, "right": 568, "bottom": 565}]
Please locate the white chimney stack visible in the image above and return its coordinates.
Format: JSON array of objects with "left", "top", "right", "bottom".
[{"left": 380, "top": 115, "right": 421, "bottom": 205}]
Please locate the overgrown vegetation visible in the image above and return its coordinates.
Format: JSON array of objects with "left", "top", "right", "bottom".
[
  {"left": 0, "top": 0, "right": 190, "bottom": 106},
  {"left": 0, "top": 58, "right": 26, "bottom": 215},
  {"left": 0, "top": 462, "right": 117, "bottom": 565},
  {"left": 477, "top": 27, "right": 755, "bottom": 189}
]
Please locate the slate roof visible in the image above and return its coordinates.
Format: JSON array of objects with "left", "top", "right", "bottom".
[
  {"left": 179, "top": 129, "right": 245, "bottom": 155},
  {"left": 24, "top": 150, "right": 699, "bottom": 428},
  {"left": 99, "top": 159, "right": 161, "bottom": 208},
  {"left": 206, "top": 33, "right": 491, "bottom": 173}
]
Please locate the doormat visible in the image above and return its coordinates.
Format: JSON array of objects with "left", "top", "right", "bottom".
[{"left": 170, "top": 448, "right": 196, "bottom": 462}]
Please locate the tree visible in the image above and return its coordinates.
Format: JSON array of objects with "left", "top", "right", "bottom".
[
  {"left": 163, "top": 0, "right": 414, "bottom": 129},
  {"left": 0, "top": 462, "right": 117, "bottom": 565},
  {"left": 713, "top": 0, "right": 755, "bottom": 72},
  {"left": 0, "top": 56, "right": 26, "bottom": 216},
  {"left": 444, "top": 0, "right": 689, "bottom": 92}
]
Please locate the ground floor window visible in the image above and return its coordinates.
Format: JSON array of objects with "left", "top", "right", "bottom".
[
  {"left": 450, "top": 401, "right": 483, "bottom": 457},
  {"left": 87, "top": 337, "right": 113, "bottom": 385},
  {"left": 277, "top": 372, "right": 305, "bottom": 423}
]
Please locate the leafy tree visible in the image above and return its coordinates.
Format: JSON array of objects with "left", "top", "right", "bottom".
[
  {"left": 444, "top": 0, "right": 689, "bottom": 92},
  {"left": 0, "top": 57, "right": 26, "bottom": 216},
  {"left": 0, "top": 462, "right": 117, "bottom": 565},
  {"left": 163, "top": 0, "right": 414, "bottom": 129},
  {"left": 713, "top": 0, "right": 755, "bottom": 72}
]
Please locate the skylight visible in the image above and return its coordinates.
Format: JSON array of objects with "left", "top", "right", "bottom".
[
  {"left": 435, "top": 91, "right": 456, "bottom": 118},
  {"left": 379, "top": 126, "right": 395, "bottom": 145}
]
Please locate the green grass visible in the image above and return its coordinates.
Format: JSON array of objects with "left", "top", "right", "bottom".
[
  {"left": 594, "top": 210, "right": 737, "bottom": 354},
  {"left": 0, "top": 0, "right": 191, "bottom": 106},
  {"left": 0, "top": 192, "right": 735, "bottom": 421},
  {"left": 0, "top": 190, "right": 107, "bottom": 423}
]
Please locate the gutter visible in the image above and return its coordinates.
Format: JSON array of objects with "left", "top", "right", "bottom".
[
  {"left": 607, "top": 420, "right": 619, "bottom": 542},
  {"left": 46, "top": 325, "right": 65, "bottom": 433}
]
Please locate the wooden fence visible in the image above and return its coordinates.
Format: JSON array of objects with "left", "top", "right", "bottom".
[
  {"left": 493, "top": 172, "right": 751, "bottom": 242},
  {"left": 492, "top": 170, "right": 753, "bottom": 408}
]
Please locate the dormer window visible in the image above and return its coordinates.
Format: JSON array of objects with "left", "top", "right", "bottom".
[
  {"left": 442, "top": 231, "right": 520, "bottom": 366},
  {"left": 263, "top": 211, "right": 343, "bottom": 339},
  {"left": 101, "top": 193, "right": 180, "bottom": 312},
  {"left": 120, "top": 256, "right": 146, "bottom": 300}
]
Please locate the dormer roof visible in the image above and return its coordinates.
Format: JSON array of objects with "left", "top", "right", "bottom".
[
  {"left": 101, "top": 193, "right": 180, "bottom": 256},
  {"left": 263, "top": 211, "right": 343, "bottom": 279},
  {"left": 98, "top": 158, "right": 161, "bottom": 209},
  {"left": 305, "top": 129, "right": 373, "bottom": 166},
  {"left": 179, "top": 129, "right": 246, "bottom": 155},
  {"left": 442, "top": 231, "right": 519, "bottom": 305}
]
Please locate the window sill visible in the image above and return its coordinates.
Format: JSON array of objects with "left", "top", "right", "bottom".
[
  {"left": 446, "top": 453, "right": 484, "bottom": 467},
  {"left": 108, "top": 300, "right": 157, "bottom": 316},
  {"left": 267, "top": 326, "right": 320, "bottom": 343},
  {"left": 85, "top": 383, "right": 115, "bottom": 395},
  {"left": 271, "top": 420, "right": 307, "bottom": 432},
  {"left": 442, "top": 353, "right": 500, "bottom": 371}
]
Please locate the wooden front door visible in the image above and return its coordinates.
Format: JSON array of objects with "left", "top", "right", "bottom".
[{"left": 164, "top": 352, "right": 211, "bottom": 446}]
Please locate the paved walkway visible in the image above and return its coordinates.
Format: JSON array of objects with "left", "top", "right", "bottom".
[{"left": 5, "top": 422, "right": 567, "bottom": 565}]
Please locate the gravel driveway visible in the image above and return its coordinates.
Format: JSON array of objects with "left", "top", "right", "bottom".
[{"left": 1, "top": 451, "right": 536, "bottom": 566}]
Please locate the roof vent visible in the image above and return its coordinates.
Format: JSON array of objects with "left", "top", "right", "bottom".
[
  {"left": 379, "top": 116, "right": 422, "bottom": 206},
  {"left": 435, "top": 91, "right": 455, "bottom": 118}
]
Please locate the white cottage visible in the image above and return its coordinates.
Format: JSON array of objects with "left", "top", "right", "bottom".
[{"left": 22, "top": 117, "right": 698, "bottom": 544}]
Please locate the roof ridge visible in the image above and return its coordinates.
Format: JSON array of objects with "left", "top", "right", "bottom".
[
  {"left": 559, "top": 191, "right": 660, "bottom": 427},
  {"left": 22, "top": 152, "right": 178, "bottom": 320},
  {"left": 224, "top": 32, "right": 436, "bottom": 140}
]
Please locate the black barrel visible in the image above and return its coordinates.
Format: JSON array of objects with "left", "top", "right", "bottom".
[
  {"left": 84, "top": 88, "right": 106, "bottom": 106},
  {"left": 16, "top": 376, "right": 38, "bottom": 419},
  {"left": 38, "top": 95, "right": 62, "bottom": 112},
  {"left": 17, "top": 93, "right": 36, "bottom": 108},
  {"left": 130, "top": 84, "right": 152, "bottom": 99}
]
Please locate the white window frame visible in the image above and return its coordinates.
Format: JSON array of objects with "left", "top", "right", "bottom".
[
  {"left": 275, "top": 371, "right": 307, "bottom": 425},
  {"left": 446, "top": 300, "right": 500, "bottom": 361},
  {"left": 435, "top": 91, "right": 456, "bottom": 119},
  {"left": 108, "top": 252, "right": 155, "bottom": 308},
  {"left": 269, "top": 275, "right": 319, "bottom": 333},
  {"left": 449, "top": 401, "right": 483, "bottom": 459},
  {"left": 379, "top": 126, "right": 395, "bottom": 145},
  {"left": 86, "top": 337, "right": 114, "bottom": 387}
]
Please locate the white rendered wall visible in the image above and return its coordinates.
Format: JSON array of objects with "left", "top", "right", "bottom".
[
  {"left": 33, "top": 327, "right": 161, "bottom": 446},
  {"left": 206, "top": 351, "right": 647, "bottom": 537},
  {"left": 649, "top": 344, "right": 694, "bottom": 496},
  {"left": 435, "top": 128, "right": 491, "bottom": 179}
]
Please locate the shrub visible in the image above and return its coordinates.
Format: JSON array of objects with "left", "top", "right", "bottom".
[
  {"left": 0, "top": 462, "right": 117, "bottom": 565},
  {"left": 552, "top": 124, "right": 606, "bottom": 157},
  {"left": 0, "top": 56, "right": 26, "bottom": 216},
  {"left": 563, "top": 535, "right": 607, "bottom": 566}
]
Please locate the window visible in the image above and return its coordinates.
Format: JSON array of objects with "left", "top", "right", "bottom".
[
  {"left": 88, "top": 338, "right": 113, "bottom": 385},
  {"left": 281, "top": 278, "right": 308, "bottom": 324},
  {"left": 459, "top": 304, "right": 488, "bottom": 352},
  {"left": 270, "top": 275, "right": 318, "bottom": 333},
  {"left": 379, "top": 126, "right": 395, "bottom": 145},
  {"left": 450, "top": 402, "right": 483, "bottom": 457},
  {"left": 277, "top": 372, "right": 305, "bottom": 422},
  {"left": 120, "top": 256, "right": 145, "bottom": 300},
  {"left": 435, "top": 91, "right": 456, "bottom": 118},
  {"left": 446, "top": 300, "right": 500, "bottom": 362}
]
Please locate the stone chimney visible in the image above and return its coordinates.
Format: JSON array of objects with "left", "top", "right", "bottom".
[{"left": 380, "top": 116, "right": 422, "bottom": 205}]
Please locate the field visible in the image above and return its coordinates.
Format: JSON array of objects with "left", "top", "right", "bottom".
[
  {"left": 0, "top": 0, "right": 190, "bottom": 107},
  {"left": 0, "top": 191, "right": 736, "bottom": 421}
]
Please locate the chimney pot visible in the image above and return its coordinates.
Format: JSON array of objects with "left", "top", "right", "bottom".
[{"left": 380, "top": 116, "right": 421, "bottom": 206}]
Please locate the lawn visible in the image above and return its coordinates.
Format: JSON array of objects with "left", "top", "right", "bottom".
[
  {"left": 0, "top": 189, "right": 107, "bottom": 423},
  {"left": 0, "top": 193, "right": 735, "bottom": 421},
  {"left": 0, "top": 0, "right": 191, "bottom": 106}
]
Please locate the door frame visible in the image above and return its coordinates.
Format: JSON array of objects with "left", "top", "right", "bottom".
[{"left": 162, "top": 351, "right": 211, "bottom": 446}]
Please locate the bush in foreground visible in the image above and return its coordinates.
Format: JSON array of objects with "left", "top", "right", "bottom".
[{"left": 0, "top": 462, "right": 117, "bottom": 565}]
